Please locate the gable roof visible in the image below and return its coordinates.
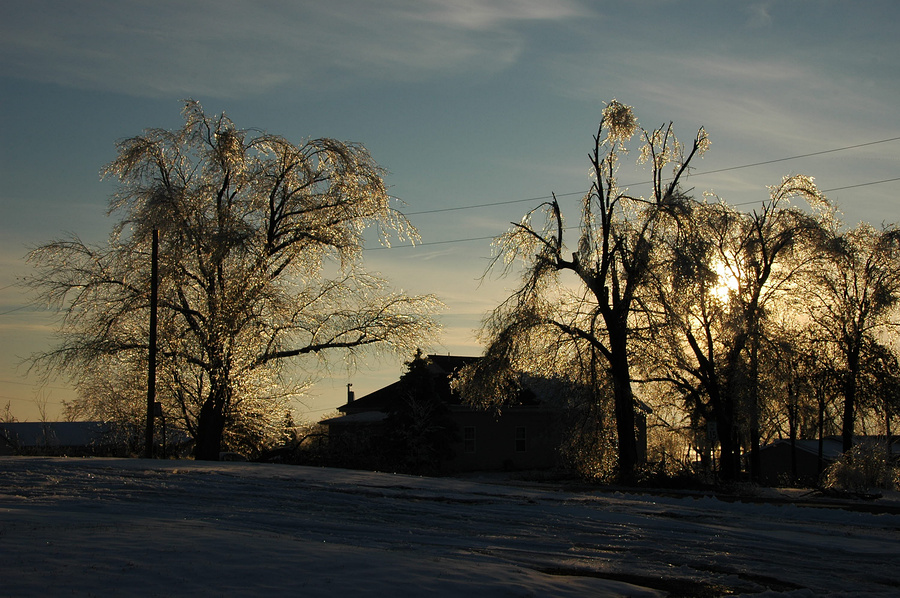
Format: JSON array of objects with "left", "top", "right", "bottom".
[
  {"left": 340, "top": 380, "right": 406, "bottom": 413},
  {"left": 761, "top": 438, "right": 845, "bottom": 460},
  {"left": 339, "top": 355, "right": 480, "bottom": 415}
]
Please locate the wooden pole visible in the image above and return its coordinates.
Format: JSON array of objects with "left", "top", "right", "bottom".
[{"left": 145, "top": 229, "right": 159, "bottom": 459}]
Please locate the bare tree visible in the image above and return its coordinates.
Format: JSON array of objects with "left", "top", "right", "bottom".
[
  {"left": 646, "top": 178, "right": 830, "bottom": 481},
  {"left": 857, "top": 340, "right": 900, "bottom": 439},
  {"left": 457, "top": 101, "right": 708, "bottom": 480},
  {"left": 807, "top": 222, "right": 900, "bottom": 452},
  {"left": 28, "top": 100, "right": 440, "bottom": 460},
  {"left": 1, "top": 401, "right": 17, "bottom": 423}
]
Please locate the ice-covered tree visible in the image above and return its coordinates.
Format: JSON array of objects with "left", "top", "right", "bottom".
[
  {"left": 29, "top": 101, "right": 440, "bottom": 460},
  {"left": 806, "top": 222, "right": 900, "bottom": 452},
  {"left": 647, "top": 178, "right": 830, "bottom": 481},
  {"left": 456, "top": 101, "right": 708, "bottom": 480}
]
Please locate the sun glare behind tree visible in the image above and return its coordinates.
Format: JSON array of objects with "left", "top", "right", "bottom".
[{"left": 711, "top": 260, "right": 741, "bottom": 304}]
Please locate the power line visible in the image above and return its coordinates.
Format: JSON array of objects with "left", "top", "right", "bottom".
[
  {"left": 0, "top": 282, "right": 33, "bottom": 316},
  {"left": 730, "top": 178, "right": 900, "bottom": 208},
  {"left": 374, "top": 173, "right": 899, "bottom": 251},
  {"left": 820, "top": 177, "right": 900, "bottom": 193},
  {"left": 0, "top": 395, "right": 44, "bottom": 404},
  {"left": 0, "top": 379, "right": 71, "bottom": 392},
  {"left": 368, "top": 234, "right": 498, "bottom": 251},
  {"left": 382, "top": 182, "right": 900, "bottom": 252},
  {"left": 694, "top": 137, "right": 900, "bottom": 177},
  {"left": 0, "top": 303, "right": 57, "bottom": 317},
  {"left": 404, "top": 191, "right": 582, "bottom": 216},
  {"left": 0, "top": 304, "right": 33, "bottom": 317},
  {"left": 378, "top": 180, "right": 898, "bottom": 251},
  {"left": 400, "top": 136, "right": 900, "bottom": 216}
]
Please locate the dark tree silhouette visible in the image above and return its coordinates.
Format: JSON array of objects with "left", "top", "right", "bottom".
[
  {"left": 648, "top": 178, "right": 830, "bottom": 481},
  {"left": 458, "top": 101, "right": 708, "bottom": 481},
  {"left": 807, "top": 223, "right": 900, "bottom": 452},
  {"left": 384, "top": 351, "right": 458, "bottom": 474}
]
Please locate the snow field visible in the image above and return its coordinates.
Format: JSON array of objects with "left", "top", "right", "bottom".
[{"left": 1, "top": 457, "right": 898, "bottom": 597}]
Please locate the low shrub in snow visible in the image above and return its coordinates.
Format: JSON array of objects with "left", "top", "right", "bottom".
[{"left": 822, "top": 442, "right": 898, "bottom": 493}]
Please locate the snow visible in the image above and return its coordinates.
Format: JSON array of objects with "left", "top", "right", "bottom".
[{"left": 1, "top": 458, "right": 898, "bottom": 597}]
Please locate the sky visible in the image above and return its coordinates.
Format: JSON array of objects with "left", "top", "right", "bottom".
[{"left": 1, "top": 0, "right": 899, "bottom": 423}]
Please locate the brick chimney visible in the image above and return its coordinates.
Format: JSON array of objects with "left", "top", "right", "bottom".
[{"left": 346, "top": 383, "right": 355, "bottom": 404}]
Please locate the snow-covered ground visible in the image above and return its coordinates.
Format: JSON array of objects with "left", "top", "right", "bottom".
[{"left": 1, "top": 458, "right": 898, "bottom": 597}]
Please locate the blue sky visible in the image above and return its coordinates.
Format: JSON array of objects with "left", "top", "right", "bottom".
[{"left": 2, "top": 0, "right": 898, "bottom": 422}]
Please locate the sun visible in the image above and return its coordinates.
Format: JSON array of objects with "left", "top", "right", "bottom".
[{"left": 711, "top": 261, "right": 740, "bottom": 303}]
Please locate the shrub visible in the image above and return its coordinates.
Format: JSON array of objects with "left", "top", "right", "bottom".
[{"left": 822, "top": 442, "right": 897, "bottom": 493}]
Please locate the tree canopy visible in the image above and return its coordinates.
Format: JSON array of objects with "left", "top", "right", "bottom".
[
  {"left": 460, "top": 100, "right": 900, "bottom": 484},
  {"left": 456, "top": 100, "right": 710, "bottom": 480},
  {"left": 29, "top": 100, "right": 440, "bottom": 459}
]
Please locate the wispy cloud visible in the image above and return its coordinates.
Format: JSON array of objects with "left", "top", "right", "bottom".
[
  {"left": 0, "top": 0, "right": 587, "bottom": 98},
  {"left": 744, "top": 2, "right": 773, "bottom": 29},
  {"left": 549, "top": 41, "right": 897, "bottom": 151},
  {"left": 402, "top": 0, "right": 587, "bottom": 30}
]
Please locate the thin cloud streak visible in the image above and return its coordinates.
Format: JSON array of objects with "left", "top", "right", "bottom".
[{"left": 1, "top": 0, "right": 588, "bottom": 98}]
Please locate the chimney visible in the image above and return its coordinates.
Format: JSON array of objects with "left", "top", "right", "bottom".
[{"left": 346, "top": 383, "right": 355, "bottom": 404}]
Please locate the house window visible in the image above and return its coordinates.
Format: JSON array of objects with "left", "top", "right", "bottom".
[
  {"left": 515, "top": 427, "right": 527, "bottom": 452},
  {"left": 464, "top": 427, "right": 476, "bottom": 453}
]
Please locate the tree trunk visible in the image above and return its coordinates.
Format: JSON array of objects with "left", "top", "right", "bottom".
[
  {"left": 817, "top": 390, "right": 826, "bottom": 479},
  {"left": 842, "top": 350, "right": 860, "bottom": 454},
  {"left": 787, "top": 374, "right": 799, "bottom": 484},
  {"left": 608, "top": 342, "right": 638, "bottom": 481},
  {"left": 194, "top": 401, "right": 226, "bottom": 460},
  {"left": 194, "top": 374, "right": 230, "bottom": 461},
  {"left": 708, "top": 374, "right": 740, "bottom": 483},
  {"left": 748, "top": 335, "right": 761, "bottom": 484},
  {"left": 717, "top": 412, "right": 740, "bottom": 483},
  {"left": 789, "top": 402, "right": 798, "bottom": 484}
]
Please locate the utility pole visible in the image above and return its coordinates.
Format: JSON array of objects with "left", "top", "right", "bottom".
[{"left": 145, "top": 229, "right": 159, "bottom": 459}]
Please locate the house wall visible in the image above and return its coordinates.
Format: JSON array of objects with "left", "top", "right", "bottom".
[
  {"left": 446, "top": 407, "right": 561, "bottom": 472},
  {"left": 757, "top": 442, "right": 829, "bottom": 487}
]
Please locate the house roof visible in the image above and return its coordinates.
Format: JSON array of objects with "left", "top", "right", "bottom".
[
  {"left": 320, "top": 411, "right": 388, "bottom": 426},
  {"left": 760, "top": 436, "right": 900, "bottom": 460},
  {"left": 339, "top": 354, "right": 481, "bottom": 415},
  {"left": 340, "top": 380, "right": 407, "bottom": 414},
  {"left": 326, "top": 354, "right": 558, "bottom": 428},
  {"left": 762, "top": 438, "right": 845, "bottom": 460}
]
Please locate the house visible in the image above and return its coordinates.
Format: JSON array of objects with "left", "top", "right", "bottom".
[
  {"left": 321, "top": 355, "right": 563, "bottom": 473},
  {"left": 755, "top": 438, "right": 844, "bottom": 486},
  {"left": 755, "top": 436, "right": 900, "bottom": 487}
]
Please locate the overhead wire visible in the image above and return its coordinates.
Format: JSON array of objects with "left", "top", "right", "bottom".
[
  {"left": 375, "top": 136, "right": 900, "bottom": 250},
  {"left": 690, "top": 136, "right": 900, "bottom": 177},
  {"left": 402, "top": 136, "right": 900, "bottom": 216},
  {"left": 0, "top": 304, "right": 35, "bottom": 317},
  {"left": 376, "top": 173, "right": 900, "bottom": 251}
]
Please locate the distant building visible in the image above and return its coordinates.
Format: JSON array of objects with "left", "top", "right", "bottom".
[
  {"left": 0, "top": 422, "right": 114, "bottom": 457},
  {"left": 321, "top": 355, "right": 563, "bottom": 473},
  {"left": 0, "top": 421, "right": 192, "bottom": 458}
]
